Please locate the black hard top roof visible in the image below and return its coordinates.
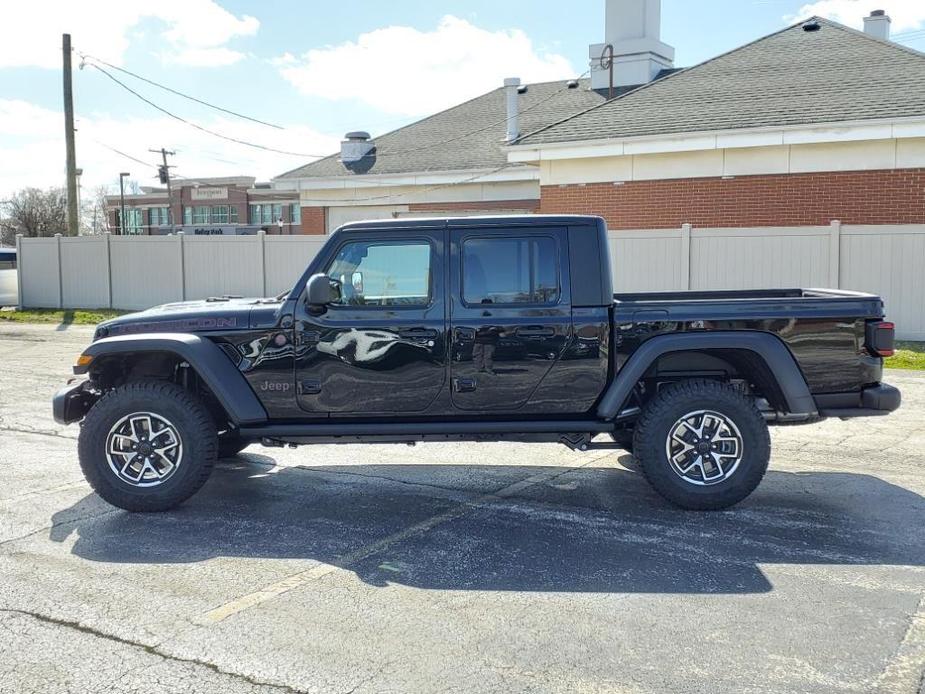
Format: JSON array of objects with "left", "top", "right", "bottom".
[{"left": 336, "top": 214, "right": 604, "bottom": 232}]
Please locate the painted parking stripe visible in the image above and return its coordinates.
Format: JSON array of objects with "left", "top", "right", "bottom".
[{"left": 195, "top": 461, "right": 604, "bottom": 625}]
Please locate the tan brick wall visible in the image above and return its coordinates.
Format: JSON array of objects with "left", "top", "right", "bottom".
[
  {"left": 299, "top": 206, "right": 326, "bottom": 235},
  {"left": 407, "top": 199, "right": 540, "bottom": 213},
  {"left": 539, "top": 169, "right": 925, "bottom": 229}
]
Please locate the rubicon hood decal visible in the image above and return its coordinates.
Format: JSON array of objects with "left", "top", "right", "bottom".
[{"left": 105, "top": 316, "right": 240, "bottom": 336}]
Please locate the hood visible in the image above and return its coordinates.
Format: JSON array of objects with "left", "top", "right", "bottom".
[{"left": 94, "top": 296, "right": 284, "bottom": 339}]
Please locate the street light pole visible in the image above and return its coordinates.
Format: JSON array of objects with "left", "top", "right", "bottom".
[
  {"left": 119, "top": 172, "right": 130, "bottom": 235},
  {"left": 75, "top": 167, "right": 83, "bottom": 234}
]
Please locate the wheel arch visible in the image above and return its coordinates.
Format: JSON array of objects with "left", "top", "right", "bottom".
[
  {"left": 597, "top": 331, "right": 816, "bottom": 419},
  {"left": 80, "top": 333, "right": 267, "bottom": 426}
]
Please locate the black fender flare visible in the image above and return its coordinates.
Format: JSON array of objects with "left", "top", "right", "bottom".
[
  {"left": 596, "top": 331, "right": 817, "bottom": 419},
  {"left": 78, "top": 333, "right": 268, "bottom": 425}
]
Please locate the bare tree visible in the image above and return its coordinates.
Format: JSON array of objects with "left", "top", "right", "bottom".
[
  {"left": 4, "top": 187, "right": 69, "bottom": 238},
  {"left": 81, "top": 185, "right": 113, "bottom": 235}
]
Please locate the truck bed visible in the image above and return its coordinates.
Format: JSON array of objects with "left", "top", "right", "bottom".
[{"left": 613, "top": 288, "right": 884, "bottom": 322}]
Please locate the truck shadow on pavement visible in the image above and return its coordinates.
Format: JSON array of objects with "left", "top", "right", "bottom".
[{"left": 49, "top": 455, "right": 925, "bottom": 595}]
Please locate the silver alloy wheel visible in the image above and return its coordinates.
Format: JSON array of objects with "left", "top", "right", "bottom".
[
  {"left": 665, "top": 409, "right": 744, "bottom": 486},
  {"left": 106, "top": 412, "right": 183, "bottom": 487}
]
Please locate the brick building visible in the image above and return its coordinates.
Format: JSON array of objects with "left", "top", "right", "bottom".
[
  {"left": 274, "top": 1, "right": 925, "bottom": 232},
  {"left": 105, "top": 176, "right": 306, "bottom": 235}
]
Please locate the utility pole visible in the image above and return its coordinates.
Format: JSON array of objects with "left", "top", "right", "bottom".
[
  {"left": 149, "top": 148, "right": 176, "bottom": 228},
  {"left": 62, "top": 34, "right": 79, "bottom": 236},
  {"left": 119, "top": 172, "right": 130, "bottom": 235}
]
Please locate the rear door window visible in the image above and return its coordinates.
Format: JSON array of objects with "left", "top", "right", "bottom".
[{"left": 462, "top": 236, "right": 559, "bottom": 306}]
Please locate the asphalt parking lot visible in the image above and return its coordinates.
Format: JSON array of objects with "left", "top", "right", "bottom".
[{"left": 1, "top": 322, "right": 923, "bottom": 694}]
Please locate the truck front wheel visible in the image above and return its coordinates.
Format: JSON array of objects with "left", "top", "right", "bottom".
[
  {"left": 633, "top": 379, "right": 770, "bottom": 510},
  {"left": 77, "top": 381, "right": 218, "bottom": 512}
]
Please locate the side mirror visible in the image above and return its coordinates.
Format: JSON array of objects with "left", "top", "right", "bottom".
[{"left": 306, "top": 273, "right": 341, "bottom": 307}]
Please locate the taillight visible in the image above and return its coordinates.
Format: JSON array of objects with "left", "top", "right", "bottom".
[{"left": 866, "top": 320, "right": 895, "bottom": 357}]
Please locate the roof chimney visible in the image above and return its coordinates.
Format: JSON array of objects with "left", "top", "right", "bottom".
[
  {"left": 863, "top": 9, "right": 891, "bottom": 40},
  {"left": 504, "top": 77, "right": 521, "bottom": 142},
  {"left": 590, "top": 0, "right": 674, "bottom": 91},
  {"left": 340, "top": 131, "right": 373, "bottom": 164}
]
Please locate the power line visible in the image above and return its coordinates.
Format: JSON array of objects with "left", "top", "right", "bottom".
[
  {"left": 90, "top": 138, "right": 160, "bottom": 169},
  {"left": 86, "top": 56, "right": 593, "bottom": 164},
  {"left": 298, "top": 164, "right": 517, "bottom": 204},
  {"left": 85, "top": 62, "right": 330, "bottom": 158},
  {"left": 375, "top": 71, "right": 592, "bottom": 157},
  {"left": 78, "top": 52, "right": 285, "bottom": 130},
  {"left": 891, "top": 28, "right": 925, "bottom": 38}
]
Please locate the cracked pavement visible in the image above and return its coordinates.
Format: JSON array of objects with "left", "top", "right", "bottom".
[{"left": 1, "top": 322, "right": 924, "bottom": 693}]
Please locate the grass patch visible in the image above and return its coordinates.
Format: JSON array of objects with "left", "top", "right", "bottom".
[
  {"left": 0, "top": 308, "right": 127, "bottom": 326},
  {"left": 885, "top": 341, "right": 925, "bottom": 371}
]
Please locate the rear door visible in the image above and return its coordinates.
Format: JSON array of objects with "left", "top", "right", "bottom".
[{"left": 449, "top": 225, "right": 571, "bottom": 411}]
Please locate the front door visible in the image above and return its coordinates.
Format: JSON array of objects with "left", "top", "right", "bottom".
[
  {"left": 449, "top": 226, "right": 571, "bottom": 411},
  {"left": 294, "top": 230, "right": 446, "bottom": 414}
]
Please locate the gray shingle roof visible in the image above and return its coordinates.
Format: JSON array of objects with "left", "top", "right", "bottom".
[
  {"left": 276, "top": 79, "right": 605, "bottom": 179},
  {"left": 516, "top": 18, "right": 925, "bottom": 147}
]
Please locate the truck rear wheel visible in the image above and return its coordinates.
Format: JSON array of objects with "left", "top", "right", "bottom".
[
  {"left": 633, "top": 379, "right": 770, "bottom": 510},
  {"left": 77, "top": 381, "right": 218, "bottom": 512}
]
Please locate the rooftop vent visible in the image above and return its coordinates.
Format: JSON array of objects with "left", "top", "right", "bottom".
[
  {"left": 802, "top": 20, "right": 821, "bottom": 32},
  {"left": 863, "top": 9, "right": 891, "bottom": 40},
  {"left": 504, "top": 77, "right": 521, "bottom": 143},
  {"left": 340, "top": 131, "right": 373, "bottom": 164},
  {"left": 566, "top": 79, "right": 580, "bottom": 89}
]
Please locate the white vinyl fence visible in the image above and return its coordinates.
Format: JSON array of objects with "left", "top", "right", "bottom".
[
  {"left": 16, "top": 223, "right": 925, "bottom": 339},
  {"left": 16, "top": 232, "right": 327, "bottom": 311},
  {"left": 606, "top": 222, "right": 925, "bottom": 341}
]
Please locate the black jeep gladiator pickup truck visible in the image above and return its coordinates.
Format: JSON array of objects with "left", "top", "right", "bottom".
[{"left": 53, "top": 215, "right": 900, "bottom": 512}]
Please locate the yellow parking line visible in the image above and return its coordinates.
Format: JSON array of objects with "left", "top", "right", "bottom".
[{"left": 195, "top": 465, "right": 591, "bottom": 625}]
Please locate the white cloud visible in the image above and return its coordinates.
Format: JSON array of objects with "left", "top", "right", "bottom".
[
  {"left": 0, "top": 99, "right": 340, "bottom": 196},
  {"left": 788, "top": 0, "right": 925, "bottom": 32},
  {"left": 162, "top": 47, "right": 247, "bottom": 67},
  {"left": 0, "top": 0, "right": 258, "bottom": 69},
  {"left": 277, "top": 15, "right": 576, "bottom": 117}
]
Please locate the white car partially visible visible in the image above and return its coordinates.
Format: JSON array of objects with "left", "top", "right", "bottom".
[{"left": 0, "top": 248, "right": 17, "bottom": 307}]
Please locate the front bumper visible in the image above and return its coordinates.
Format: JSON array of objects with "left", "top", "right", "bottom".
[
  {"left": 816, "top": 382, "right": 901, "bottom": 418},
  {"left": 52, "top": 381, "right": 96, "bottom": 425}
]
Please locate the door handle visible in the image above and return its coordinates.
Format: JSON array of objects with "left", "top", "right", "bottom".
[
  {"left": 453, "top": 377, "right": 477, "bottom": 393},
  {"left": 515, "top": 326, "right": 555, "bottom": 338},
  {"left": 399, "top": 328, "right": 438, "bottom": 339},
  {"left": 454, "top": 327, "right": 476, "bottom": 341}
]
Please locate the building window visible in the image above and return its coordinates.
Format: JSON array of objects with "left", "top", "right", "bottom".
[
  {"left": 462, "top": 236, "right": 559, "bottom": 305},
  {"left": 229, "top": 206, "right": 238, "bottom": 223},
  {"left": 193, "top": 206, "right": 210, "bottom": 224},
  {"left": 212, "top": 206, "right": 229, "bottom": 224},
  {"left": 121, "top": 208, "right": 144, "bottom": 235},
  {"left": 183, "top": 207, "right": 192, "bottom": 225},
  {"left": 149, "top": 207, "right": 169, "bottom": 227},
  {"left": 291, "top": 204, "right": 301, "bottom": 225},
  {"left": 249, "top": 203, "right": 290, "bottom": 225}
]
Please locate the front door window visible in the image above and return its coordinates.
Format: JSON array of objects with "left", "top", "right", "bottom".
[{"left": 327, "top": 240, "right": 432, "bottom": 307}]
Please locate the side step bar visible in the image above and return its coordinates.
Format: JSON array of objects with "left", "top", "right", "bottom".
[{"left": 239, "top": 420, "right": 615, "bottom": 440}]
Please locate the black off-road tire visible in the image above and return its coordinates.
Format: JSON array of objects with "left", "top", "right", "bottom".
[
  {"left": 77, "top": 381, "right": 218, "bottom": 512},
  {"left": 218, "top": 435, "right": 251, "bottom": 459},
  {"left": 632, "top": 379, "right": 770, "bottom": 510}
]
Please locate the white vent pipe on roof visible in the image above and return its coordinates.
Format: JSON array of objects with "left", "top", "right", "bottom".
[{"left": 504, "top": 77, "right": 521, "bottom": 142}]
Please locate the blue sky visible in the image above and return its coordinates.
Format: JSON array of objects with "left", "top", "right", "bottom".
[{"left": 1, "top": 0, "right": 924, "bottom": 195}]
